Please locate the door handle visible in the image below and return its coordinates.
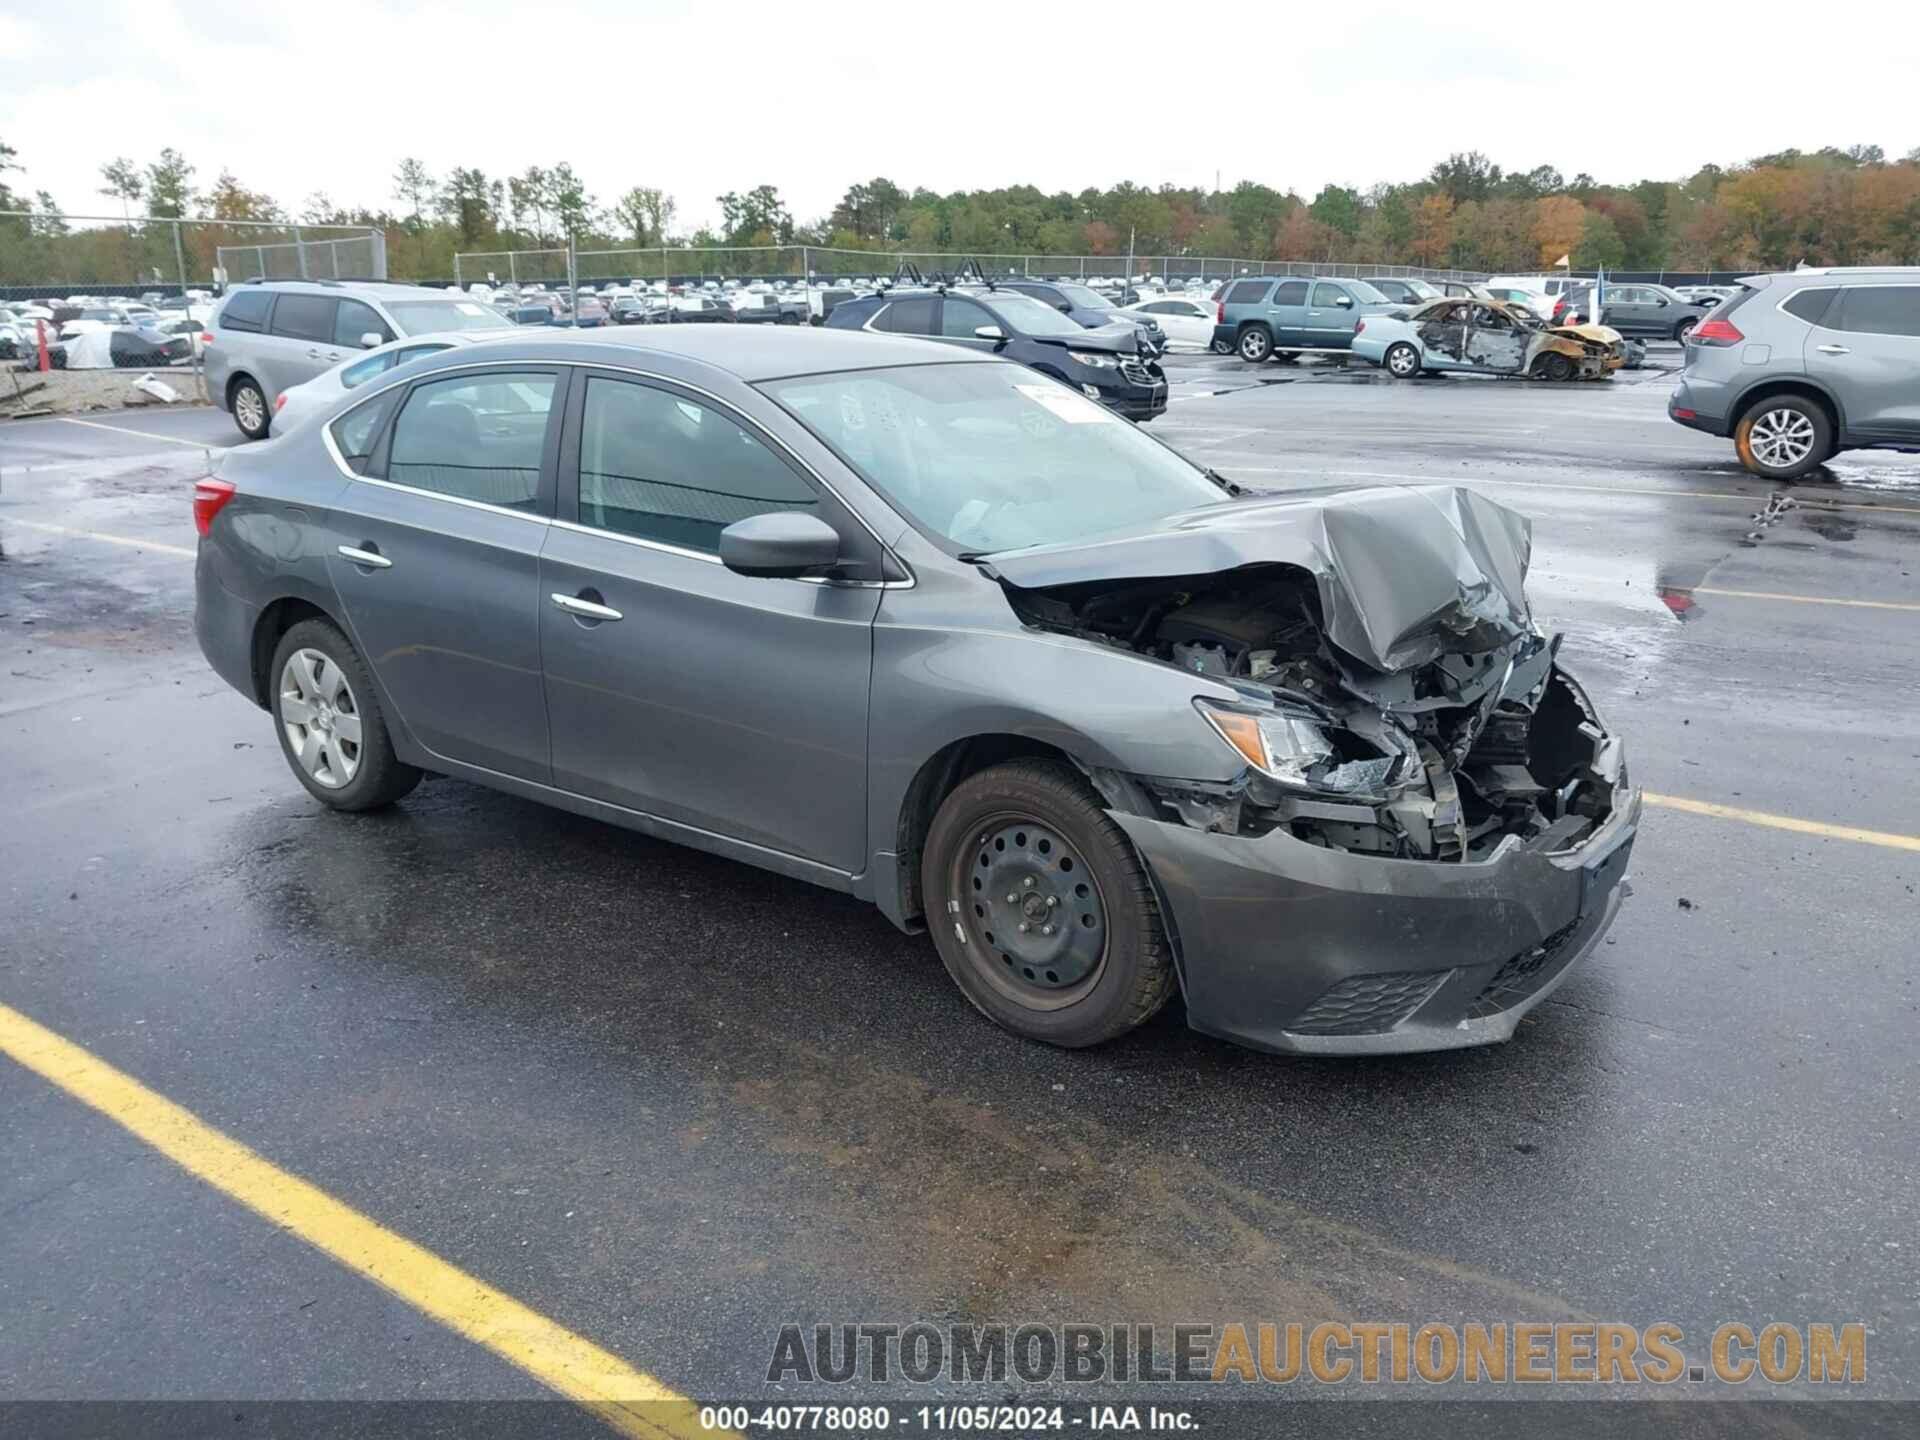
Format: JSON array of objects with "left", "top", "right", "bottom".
[
  {"left": 337, "top": 545, "right": 391, "bottom": 569},
  {"left": 1815, "top": 344, "right": 1850, "bottom": 355},
  {"left": 550, "top": 592, "right": 622, "bottom": 622}
]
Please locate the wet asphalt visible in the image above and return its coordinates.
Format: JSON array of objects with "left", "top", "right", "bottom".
[{"left": 1, "top": 353, "right": 1916, "bottom": 1430}]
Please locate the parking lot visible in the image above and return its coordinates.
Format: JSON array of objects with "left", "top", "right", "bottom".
[{"left": 3, "top": 349, "right": 1917, "bottom": 1434}]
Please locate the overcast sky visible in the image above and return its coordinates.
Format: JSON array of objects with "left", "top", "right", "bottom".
[{"left": 5, "top": 0, "right": 1917, "bottom": 233}]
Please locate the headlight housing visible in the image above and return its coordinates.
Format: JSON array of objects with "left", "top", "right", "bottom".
[
  {"left": 1195, "top": 699, "right": 1399, "bottom": 800},
  {"left": 1067, "top": 350, "right": 1118, "bottom": 368}
]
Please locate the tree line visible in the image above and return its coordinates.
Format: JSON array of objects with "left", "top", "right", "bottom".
[{"left": 5, "top": 139, "right": 1919, "bottom": 288}]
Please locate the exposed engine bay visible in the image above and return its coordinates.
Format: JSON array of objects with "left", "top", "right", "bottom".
[{"left": 1003, "top": 564, "right": 1619, "bottom": 862}]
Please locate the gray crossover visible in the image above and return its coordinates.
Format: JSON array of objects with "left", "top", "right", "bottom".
[
  {"left": 194, "top": 328, "right": 1638, "bottom": 1055},
  {"left": 1669, "top": 267, "right": 1920, "bottom": 478}
]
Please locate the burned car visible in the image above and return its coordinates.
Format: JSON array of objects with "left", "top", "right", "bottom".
[
  {"left": 1354, "top": 298, "right": 1625, "bottom": 381},
  {"left": 193, "top": 328, "right": 1636, "bottom": 1058}
]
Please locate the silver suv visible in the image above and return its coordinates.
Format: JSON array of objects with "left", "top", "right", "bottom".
[
  {"left": 205, "top": 281, "right": 508, "bottom": 439},
  {"left": 1669, "top": 268, "right": 1920, "bottom": 478}
]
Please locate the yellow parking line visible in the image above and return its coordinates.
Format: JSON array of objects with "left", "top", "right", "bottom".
[
  {"left": 1686, "top": 586, "right": 1920, "bottom": 614},
  {"left": 53, "top": 415, "right": 216, "bottom": 451},
  {"left": 1645, "top": 793, "right": 1920, "bottom": 853},
  {"left": 3, "top": 519, "right": 195, "bottom": 559},
  {"left": 0, "top": 1001, "right": 731, "bottom": 1440}
]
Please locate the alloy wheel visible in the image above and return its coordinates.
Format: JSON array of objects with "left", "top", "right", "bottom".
[
  {"left": 1387, "top": 344, "right": 1419, "bottom": 377},
  {"left": 233, "top": 385, "right": 265, "bottom": 434},
  {"left": 957, "top": 817, "right": 1108, "bottom": 1008},
  {"left": 279, "top": 648, "right": 362, "bottom": 789},
  {"left": 1748, "top": 407, "right": 1817, "bottom": 470}
]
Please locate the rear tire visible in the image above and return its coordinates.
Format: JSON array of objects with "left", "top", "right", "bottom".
[
  {"left": 1733, "top": 395, "right": 1832, "bottom": 480},
  {"left": 1236, "top": 325, "right": 1273, "bottom": 363},
  {"left": 229, "top": 376, "right": 270, "bottom": 440},
  {"left": 1384, "top": 343, "right": 1421, "bottom": 378},
  {"left": 922, "top": 759, "right": 1175, "bottom": 1048},
  {"left": 1209, "top": 337, "right": 1233, "bottom": 355},
  {"left": 270, "top": 619, "right": 421, "bottom": 812}
]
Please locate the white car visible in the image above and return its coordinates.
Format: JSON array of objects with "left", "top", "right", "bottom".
[
  {"left": 268, "top": 328, "right": 516, "bottom": 436},
  {"left": 1480, "top": 286, "right": 1556, "bottom": 321},
  {"left": 1118, "top": 295, "right": 1218, "bottom": 351}
]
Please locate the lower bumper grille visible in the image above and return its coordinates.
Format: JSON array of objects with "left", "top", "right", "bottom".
[
  {"left": 1467, "top": 919, "right": 1583, "bottom": 1018},
  {"left": 1287, "top": 970, "right": 1451, "bottom": 1036}
]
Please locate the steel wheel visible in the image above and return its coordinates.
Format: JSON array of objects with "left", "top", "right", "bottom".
[
  {"left": 952, "top": 814, "right": 1108, "bottom": 1010},
  {"left": 279, "top": 647, "right": 362, "bottom": 789},
  {"left": 1747, "top": 407, "right": 1817, "bottom": 470},
  {"left": 1386, "top": 342, "right": 1420, "bottom": 377}
]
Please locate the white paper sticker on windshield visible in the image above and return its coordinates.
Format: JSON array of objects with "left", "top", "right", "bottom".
[
  {"left": 1014, "top": 383, "right": 1115, "bottom": 424},
  {"left": 455, "top": 302, "right": 488, "bottom": 316}
]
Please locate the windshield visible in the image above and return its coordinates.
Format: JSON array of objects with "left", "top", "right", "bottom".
[
  {"left": 1056, "top": 283, "right": 1117, "bottom": 311},
  {"left": 762, "top": 362, "right": 1227, "bottom": 556},
  {"left": 1405, "top": 279, "right": 1441, "bottom": 299},
  {"left": 384, "top": 300, "right": 508, "bottom": 334},
  {"left": 1343, "top": 280, "right": 1390, "bottom": 304},
  {"left": 988, "top": 291, "right": 1092, "bottom": 339}
]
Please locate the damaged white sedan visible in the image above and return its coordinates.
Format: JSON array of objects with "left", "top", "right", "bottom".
[{"left": 195, "top": 328, "right": 1637, "bottom": 1057}]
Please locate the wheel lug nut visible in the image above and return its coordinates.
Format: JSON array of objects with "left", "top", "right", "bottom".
[
  {"left": 1042, "top": 925, "right": 1054, "bottom": 936},
  {"left": 1023, "top": 877, "right": 1036, "bottom": 888},
  {"left": 1018, "top": 923, "right": 1029, "bottom": 933},
  {"left": 1007, "top": 893, "right": 1018, "bottom": 904},
  {"left": 1045, "top": 896, "right": 1057, "bottom": 908}
]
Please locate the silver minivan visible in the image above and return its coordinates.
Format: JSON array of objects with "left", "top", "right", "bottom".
[{"left": 205, "top": 281, "right": 510, "bottom": 439}]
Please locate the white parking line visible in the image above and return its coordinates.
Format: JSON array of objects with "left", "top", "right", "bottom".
[
  {"left": 48, "top": 416, "right": 218, "bottom": 452},
  {"left": 3, "top": 518, "right": 195, "bottom": 559}
]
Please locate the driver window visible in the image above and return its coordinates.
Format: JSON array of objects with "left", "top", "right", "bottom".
[
  {"left": 1310, "top": 283, "right": 1349, "bottom": 308},
  {"left": 940, "top": 297, "right": 994, "bottom": 338}
]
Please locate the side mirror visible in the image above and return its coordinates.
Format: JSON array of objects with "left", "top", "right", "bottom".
[
  {"left": 1654, "top": 297, "right": 1669, "bottom": 306},
  {"left": 718, "top": 512, "right": 842, "bottom": 579},
  {"left": 359, "top": 332, "right": 384, "bottom": 349},
  {"left": 973, "top": 324, "right": 1005, "bottom": 342},
  {"left": 1335, "top": 295, "right": 1354, "bottom": 308},
  {"left": 1055, "top": 301, "right": 1072, "bottom": 313}
]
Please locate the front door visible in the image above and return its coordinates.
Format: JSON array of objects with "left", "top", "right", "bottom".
[
  {"left": 935, "top": 294, "right": 1002, "bottom": 352},
  {"left": 1806, "top": 284, "right": 1920, "bottom": 443},
  {"left": 1417, "top": 302, "right": 1471, "bottom": 368},
  {"left": 1303, "top": 281, "right": 1360, "bottom": 349},
  {"left": 326, "top": 365, "right": 566, "bottom": 782},
  {"left": 539, "top": 371, "right": 880, "bottom": 873},
  {"left": 1463, "top": 305, "right": 1528, "bottom": 372}
]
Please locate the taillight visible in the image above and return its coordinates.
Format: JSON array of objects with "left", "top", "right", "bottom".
[
  {"left": 192, "top": 478, "right": 236, "bottom": 537},
  {"left": 1354, "top": 319, "right": 1366, "bottom": 334},
  {"left": 274, "top": 393, "right": 287, "bottom": 411},
  {"left": 1216, "top": 301, "right": 1225, "bottom": 324},
  {"left": 1690, "top": 317, "right": 1744, "bottom": 347},
  {"left": 199, "top": 332, "right": 214, "bottom": 345}
]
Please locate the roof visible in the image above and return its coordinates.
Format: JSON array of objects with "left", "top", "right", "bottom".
[
  {"left": 455, "top": 323, "right": 994, "bottom": 382},
  {"left": 239, "top": 278, "right": 460, "bottom": 297}
]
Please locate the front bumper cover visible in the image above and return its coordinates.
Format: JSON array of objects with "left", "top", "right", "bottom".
[{"left": 1114, "top": 772, "right": 1639, "bottom": 1057}]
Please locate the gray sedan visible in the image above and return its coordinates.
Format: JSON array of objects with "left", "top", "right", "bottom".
[{"left": 192, "top": 327, "right": 1638, "bottom": 1055}]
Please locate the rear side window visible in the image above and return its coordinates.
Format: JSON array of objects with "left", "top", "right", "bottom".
[
  {"left": 340, "top": 353, "right": 395, "bottom": 389},
  {"left": 577, "top": 377, "right": 819, "bottom": 553},
  {"left": 386, "top": 372, "right": 557, "bottom": 511},
  {"left": 334, "top": 298, "right": 392, "bottom": 348},
  {"left": 1225, "top": 281, "right": 1267, "bottom": 305},
  {"left": 1273, "top": 281, "right": 1309, "bottom": 305},
  {"left": 1828, "top": 286, "right": 1920, "bottom": 337},
  {"left": 882, "top": 297, "right": 935, "bottom": 334},
  {"left": 219, "top": 290, "right": 271, "bottom": 333},
  {"left": 270, "top": 294, "right": 337, "bottom": 343},
  {"left": 1781, "top": 288, "right": 1837, "bottom": 325},
  {"left": 329, "top": 389, "right": 401, "bottom": 473}
]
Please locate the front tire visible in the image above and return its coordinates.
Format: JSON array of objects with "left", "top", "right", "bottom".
[
  {"left": 1674, "top": 317, "right": 1698, "bottom": 345},
  {"left": 270, "top": 619, "right": 421, "bottom": 811},
  {"left": 229, "top": 376, "right": 270, "bottom": 440},
  {"left": 1734, "top": 396, "right": 1832, "bottom": 480},
  {"left": 1384, "top": 343, "right": 1421, "bottom": 378},
  {"left": 922, "top": 759, "right": 1175, "bottom": 1048},
  {"left": 1531, "top": 352, "right": 1575, "bottom": 383},
  {"left": 1236, "top": 325, "right": 1273, "bottom": 363}
]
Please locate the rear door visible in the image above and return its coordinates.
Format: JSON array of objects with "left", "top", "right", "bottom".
[
  {"left": 325, "top": 364, "right": 565, "bottom": 781},
  {"left": 1806, "top": 284, "right": 1920, "bottom": 444},
  {"left": 1266, "top": 280, "right": 1311, "bottom": 347},
  {"left": 538, "top": 370, "right": 881, "bottom": 872}
]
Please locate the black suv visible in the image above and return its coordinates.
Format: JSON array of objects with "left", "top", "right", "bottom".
[
  {"left": 826, "top": 285, "right": 1168, "bottom": 421},
  {"left": 997, "top": 279, "right": 1165, "bottom": 353}
]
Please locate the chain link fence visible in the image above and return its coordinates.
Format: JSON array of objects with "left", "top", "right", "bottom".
[
  {"left": 0, "top": 212, "right": 386, "bottom": 299},
  {"left": 454, "top": 243, "right": 1486, "bottom": 290}
]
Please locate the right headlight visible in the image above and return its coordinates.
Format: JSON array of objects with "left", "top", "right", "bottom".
[
  {"left": 1067, "top": 350, "right": 1119, "bottom": 368},
  {"left": 1195, "top": 699, "right": 1398, "bottom": 800}
]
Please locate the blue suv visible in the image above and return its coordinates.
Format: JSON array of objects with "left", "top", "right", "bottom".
[{"left": 1211, "top": 276, "right": 1399, "bottom": 363}]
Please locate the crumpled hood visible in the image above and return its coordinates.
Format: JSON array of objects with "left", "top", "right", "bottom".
[
  {"left": 985, "top": 484, "right": 1534, "bottom": 673},
  {"left": 1551, "top": 322, "right": 1621, "bottom": 345},
  {"left": 1037, "top": 321, "right": 1141, "bottom": 354}
]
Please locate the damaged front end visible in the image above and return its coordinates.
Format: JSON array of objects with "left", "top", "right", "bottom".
[{"left": 985, "top": 484, "right": 1639, "bottom": 1054}]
